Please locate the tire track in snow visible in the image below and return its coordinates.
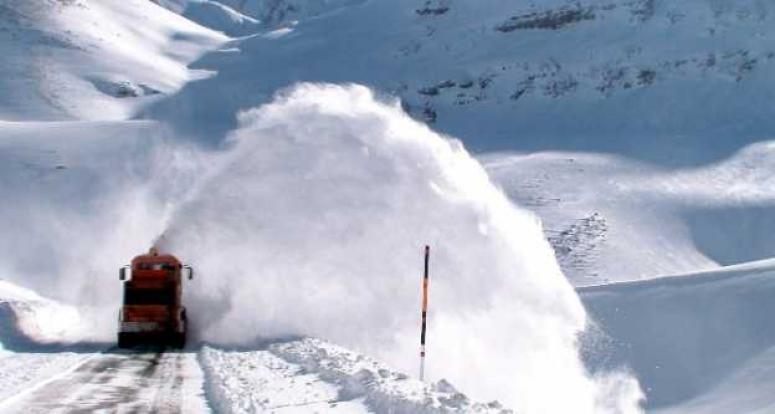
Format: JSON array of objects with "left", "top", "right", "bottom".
[{"left": 0, "top": 349, "right": 209, "bottom": 413}]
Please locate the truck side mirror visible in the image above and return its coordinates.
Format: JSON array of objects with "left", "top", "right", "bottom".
[
  {"left": 119, "top": 266, "right": 130, "bottom": 281},
  {"left": 184, "top": 265, "right": 194, "bottom": 280}
]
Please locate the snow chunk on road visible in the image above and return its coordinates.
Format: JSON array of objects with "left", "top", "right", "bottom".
[
  {"left": 201, "top": 345, "right": 370, "bottom": 413},
  {"left": 270, "top": 338, "right": 511, "bottom": 413}
]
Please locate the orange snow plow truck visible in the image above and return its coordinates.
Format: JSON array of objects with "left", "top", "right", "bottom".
[{"left": 117, "top": 248, "right": 193, "bottom": 348}]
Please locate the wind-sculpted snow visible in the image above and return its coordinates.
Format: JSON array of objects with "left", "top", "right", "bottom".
[
  {"left": 580, "top": 259, "right": 775, "bottom": 412},
  {"left": 0, "top": 0, "right": 225, "bottom": 121},
  {"left": 155, "top": 83, "right": 642, "bottom": 413},
  {"left": 180, "top": 0, "right": 261, "bottom": 36},
  {"left": 217, "top": 0, "right": 367, "bottom": 24}
]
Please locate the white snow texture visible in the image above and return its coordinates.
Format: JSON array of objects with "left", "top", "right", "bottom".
[
  {"left": 9, "top": 0, "right": 775, "bottom": 412},
  {"left": 158, "top": 83, "right": 642, "bottom": 412}
]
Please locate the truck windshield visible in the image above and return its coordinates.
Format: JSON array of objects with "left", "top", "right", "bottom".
[{"left": 124, "top": 287, "right": 175, "bottom": 305}]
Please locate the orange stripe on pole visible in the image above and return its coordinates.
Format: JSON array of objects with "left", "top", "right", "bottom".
[
  {"left": 420, "top": 245, "right": 430, "bottom": 381},
  {"left": 422, "top": 279, "right": 429, "bottom": 311}
]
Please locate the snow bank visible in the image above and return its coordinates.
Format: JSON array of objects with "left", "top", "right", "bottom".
[
  {"left": 580, "top": 259, "right": 775, "bottom": 412},
  {"left": 0, "top": 0, "right": 226, "bottom": 121},
  {"left": 158, "top": 83, "right": 642, "bottom": 412},
  {"left": 0, "top": 279, "right": 100, "bottom": 408},
  {"left": 200, "top": 345, "right": 373, "bottom": 413},
  {"left": 0, "top": 280, "right": 96, "bottom": 347},
  {"left": 200, "top": 338, "right": 511, "bottom": 413},
  {"left": 182, "top": 1, "right": 261, "bottom": 37},
  {"left": 270, "top": 338, "right": 509, "bottom": 413}
]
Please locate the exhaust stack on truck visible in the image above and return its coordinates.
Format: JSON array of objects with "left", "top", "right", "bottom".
[{"left": 117, "top": 247, "right": 193, "bottom": 348}]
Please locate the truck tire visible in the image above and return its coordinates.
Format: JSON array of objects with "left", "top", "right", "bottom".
[
  {"left": 117, "top": 333, "right": 132, "bottom": 348},
  {"left": 170, "top": 332, "right": 185, "bottom": 349}
]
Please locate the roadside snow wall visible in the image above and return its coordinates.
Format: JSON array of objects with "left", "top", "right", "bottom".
[{"left": 159, "top": 83, "right": 642, "bottom": 413}]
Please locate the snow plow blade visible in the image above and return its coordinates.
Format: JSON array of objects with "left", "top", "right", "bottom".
[{"left": 117, "top": 332, "right": 185, "bottom": 349}]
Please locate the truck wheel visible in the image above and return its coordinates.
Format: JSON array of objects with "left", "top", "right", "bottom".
[
  {"left": 117, "top": 333, "right": 132, "bottom": 348},
  {"left": 170, "top": 333, "right": 185, "bottom": 349}
]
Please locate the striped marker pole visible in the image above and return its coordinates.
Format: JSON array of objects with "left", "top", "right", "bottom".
[{"left": 419, "top": 245, "right": 430, "bottom": 381}]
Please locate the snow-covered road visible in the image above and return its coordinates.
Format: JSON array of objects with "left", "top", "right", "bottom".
[
  {"left": 0, "top": 281, "right": 507, "bottom": 413},
  {"left": 0, "top": 337, "right": 506, "bottom": 413},
  {"left": 0, "top": 349, "right": 209, "bottom": 413}
]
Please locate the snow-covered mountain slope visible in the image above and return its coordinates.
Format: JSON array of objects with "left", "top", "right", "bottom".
[
  {"left": 207, "top": 0, "right": 363, "bottom": 25},
  {"left": 5, "top": 0, "right": 771, "bottom": 285},
  {"left": 0, "top": 0, "right": 226, "bottom": 121},
  {"left": 580, "top": 259, "right": 775, "bottom": 413},
  {"left": 141, "top": 0, "right": 775, "bottom": 285},
  {"left": 483, "top": 142, "right": 775, "bottom": 284},
  {"left": 172, "top": 0, "right": 262, "bottom": 36},
  {"left": 188, "top": 2, "right": 260, "bottom": 36},
  {"left": 149, "top": 0, "right": 775, "bottom": 165},
  {"left": 3, "top": 0, "right": 774, "bottom": 413}
]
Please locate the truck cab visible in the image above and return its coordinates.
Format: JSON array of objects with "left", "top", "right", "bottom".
[{"left": 117, "top": 248, "right": 193, "bottom": 348}]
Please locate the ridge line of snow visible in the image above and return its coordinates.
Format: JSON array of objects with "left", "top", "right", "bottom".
[
  {"left": 196, "top": 347, "right": 234, "bottom": 414},
  {"left": 578, "top": 258, "right": 775, "bottom": 293}
]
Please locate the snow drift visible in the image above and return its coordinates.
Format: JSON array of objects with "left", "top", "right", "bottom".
[
  {"left": 156, "top": 83, "right": 641, "bottom": 413},
  {"left": 581, "top": 259, "right": 775, "bottom": 413}
]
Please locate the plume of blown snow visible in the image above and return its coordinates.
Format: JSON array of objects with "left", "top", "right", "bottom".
[
  {"left": 159, "top": 83, "right": 643, "bottom": 413},
  {"left": 0, "top": 82, "right": 641, "bottom": 412},
  {"left": 0, "top": 125, "right": 204, "bottom": 343}
]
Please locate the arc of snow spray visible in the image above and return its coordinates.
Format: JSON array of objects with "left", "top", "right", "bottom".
[{"left": 420, "top": 245, "right": 430, "bottom": 381}]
